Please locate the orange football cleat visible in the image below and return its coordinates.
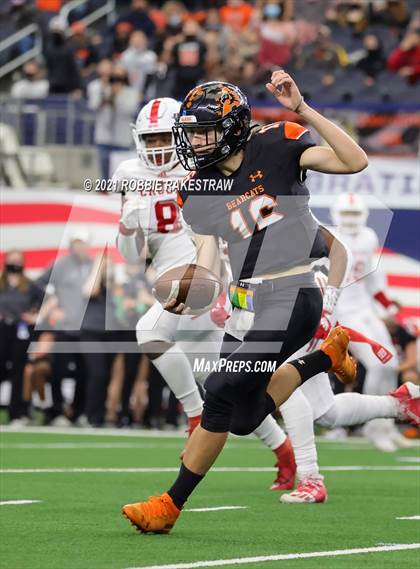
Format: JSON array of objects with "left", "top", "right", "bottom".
[
  {"left": 122, "top": 492, "right": 180, "bottom": 534},
  {"left": 320, "top": 326, "right": 357, "bottom": 384}
]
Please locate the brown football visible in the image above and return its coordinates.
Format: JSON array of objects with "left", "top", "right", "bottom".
[{"left": 153, "top": 264, "right": 222, "bottom": 313}]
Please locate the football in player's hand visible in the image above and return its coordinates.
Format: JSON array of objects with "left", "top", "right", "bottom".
[{"left": 153, "top": 264, "right": 222, "bottom": 314}]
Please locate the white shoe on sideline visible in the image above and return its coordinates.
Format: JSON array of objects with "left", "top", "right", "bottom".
[
  {"left": 8, "top": 417, "right": 31, "bottom": 429},
  {"left": 50, "top": 415, "right": 72, "bottom": 427}
]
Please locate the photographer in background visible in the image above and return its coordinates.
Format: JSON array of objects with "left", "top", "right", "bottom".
[
  {"left": 87, "top": 62, "right": 139, "bottom": 179},
  {"left": 0, "top": 250, "right": 43, "bottom": 425},
  {"left": 10, "top": 60, "right": 50, "bottom": 99}
]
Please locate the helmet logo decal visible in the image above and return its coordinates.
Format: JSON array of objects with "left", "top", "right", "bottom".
[
  {"left": 219, "top": 86, "right": 241, "bottom": 117},
  {"left": 185, "top": 86, "right": 205, "bottom": 109},
  {"left": 149, "top": 99, "right": 161, "bottom": 127}
]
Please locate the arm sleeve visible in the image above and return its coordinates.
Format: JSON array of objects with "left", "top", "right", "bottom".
[
  {"left": 116, "top": 232, "right": 143, "bottom": 263},
  {"left": 362, "top": 230, "right": 386, "bottom": 296}
]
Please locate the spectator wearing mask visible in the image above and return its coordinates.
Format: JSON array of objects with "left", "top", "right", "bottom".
[
  {"left": 152, "top": 1, "right": 187, "bottom": 35},
  {"left": 170, "top": 18, "right": 207, "bottom": 101},
  {"left": 120, "top": 31, "right": 157, "bottom": 98},
  {"left": 257, "top": 1, "right": 297, "bottom": 68},
  {"left": 87, "top": 63, "right": 139, "bottom": 179},
  {"left": 117, "top": 0, "right": 156, "bottom": 39},
  {"left": 388, "top": 26, "right": 420, "bottom": 84},
  {"left": 0, "top": 250, "right": 43, "bottom": 425},
  {"left": 355, "top": 34, "right": 386, "bottom": 85},
  {"left": 10, "top": 60, "right": 50, "bottom": 99},
  {"left": 37, "top": 231, "right": 93, "bottom": 424},
  {"left": 69, "top": 21, "right": 100, "bottom": 85},
  {"left": 44, "top": 18, "right": 82, "bottom": 95}
]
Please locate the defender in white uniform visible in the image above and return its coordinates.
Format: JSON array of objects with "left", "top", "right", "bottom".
[
  {"left": 115, "top": 98, "right": 204, "bottom": 434},
  {"left": 115, "top": 98, "right": 296, "bottom": 486},
  {"left": 332, "top": 193, "right": 404, "bottom": 451}
]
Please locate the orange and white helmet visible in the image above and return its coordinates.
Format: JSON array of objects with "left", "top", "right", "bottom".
[
  {"left": 132, "top": 97, "right": 180, "bottom": 172},
  {"left": 331, "top": 193, "right": 368, "bottom": 234}
]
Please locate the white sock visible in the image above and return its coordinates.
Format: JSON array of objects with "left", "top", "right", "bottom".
[
  {"left": 151, "top": 344, "right": 203, "bottom": 417},
  {"left": 280, "top": 389, "right": 319, "bottom": 479},
  {"left": 317, "top": 393, "right": 398, "bottom": 428},
  {"left": 253, "top": 415, "right": 286, "bottom": 450}
]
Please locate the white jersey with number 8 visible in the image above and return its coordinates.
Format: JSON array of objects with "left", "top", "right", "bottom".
[{"left": 113, "top": 158, "right": 196, "bottom": 276}]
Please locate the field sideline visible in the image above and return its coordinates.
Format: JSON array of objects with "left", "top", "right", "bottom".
[{"left": 0, "top": 428, "right": 419, "bottom": 569}]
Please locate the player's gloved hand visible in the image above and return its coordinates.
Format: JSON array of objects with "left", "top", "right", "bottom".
[
  {"left": 374, "top": 291, "right": 402, "bottom": 319},
  {"left": 210, "top": 292, "right": 230, "bottom": 328},
  {"left": 120, "top": 198, "right": 145, "bottom": 234},
  {"left": 313, "top": 286, "right": 341, "bottom": 341},
  {"left": 313, "top": 310, "right": 333, "bottom": 340}
]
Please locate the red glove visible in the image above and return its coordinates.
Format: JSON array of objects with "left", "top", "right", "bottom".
[
  {"left": 313, "top": 310, "right": 333, "bottom": 340},
  {"left": 312, "top": 285, "right": 341, "bottom": 342},
  {"left": 210, "top": 292, "right": 230, "bottom": 328},
  {"left": 374, "top": 291, "right": 401, "bottom": 317}
]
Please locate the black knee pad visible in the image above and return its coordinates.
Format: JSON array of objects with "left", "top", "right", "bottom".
[
  {"left": 230, "top": 392, "right": 276, "bottom": 436},
  {"left": 204, "top": 370, "right": 235, "bottom": 402},
  {"left": 201, "top": 390, "right": 233, "bottom": 433}
]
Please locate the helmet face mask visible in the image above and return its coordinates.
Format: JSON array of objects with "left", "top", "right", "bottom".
[
  {"left": 173, "top": 82, "right": 251, "bottom": 170},
  {"left": 173, "top": 120, "right": 231, "bottom": 170},
  {"left": 133, "top": 129, "right": 177, "bottom": 170},
  {"left": 331, "top": 193, "right": 369, "bottom": 234}
]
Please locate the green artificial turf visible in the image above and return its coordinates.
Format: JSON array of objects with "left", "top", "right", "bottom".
[{"left": 0, "top": 430, "right": 419, "bottom": 569}]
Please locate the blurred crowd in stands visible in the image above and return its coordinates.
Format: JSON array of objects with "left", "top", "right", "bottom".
[
  {"left": 3, "top": 0, "right": 420, "bottom": 103},
  {"left": 0, "top": 234, "right": 189, "bottom": 429}
]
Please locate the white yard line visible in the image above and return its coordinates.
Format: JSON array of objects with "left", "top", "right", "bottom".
[
  {"left": 123, "top": 543, "right": 420, "bottom": 569},
  {"left": 1, "top": 466, "right": 419, "bottom": 474},
  {"left": 0, "top": 500, "right": 41, "bottom": 506},
  {"left": 185, "top": 506, "right": 247, "bottom": 513},
  {"left": 1, "top": 426, "right": 386, "bottom": 445},
  {"left": 396, "top": 516, "right": 420, "bottom": 520},
  {"left": 0, "top": 443, "right": 385, "bottom": 451},
  {"left": 396, "top": 457, "right": 420, "bottom": 463}
]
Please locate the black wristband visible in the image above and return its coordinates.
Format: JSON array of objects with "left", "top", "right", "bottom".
[{"left": 293, "top": 96, "right": 304, "bottom": 113}]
